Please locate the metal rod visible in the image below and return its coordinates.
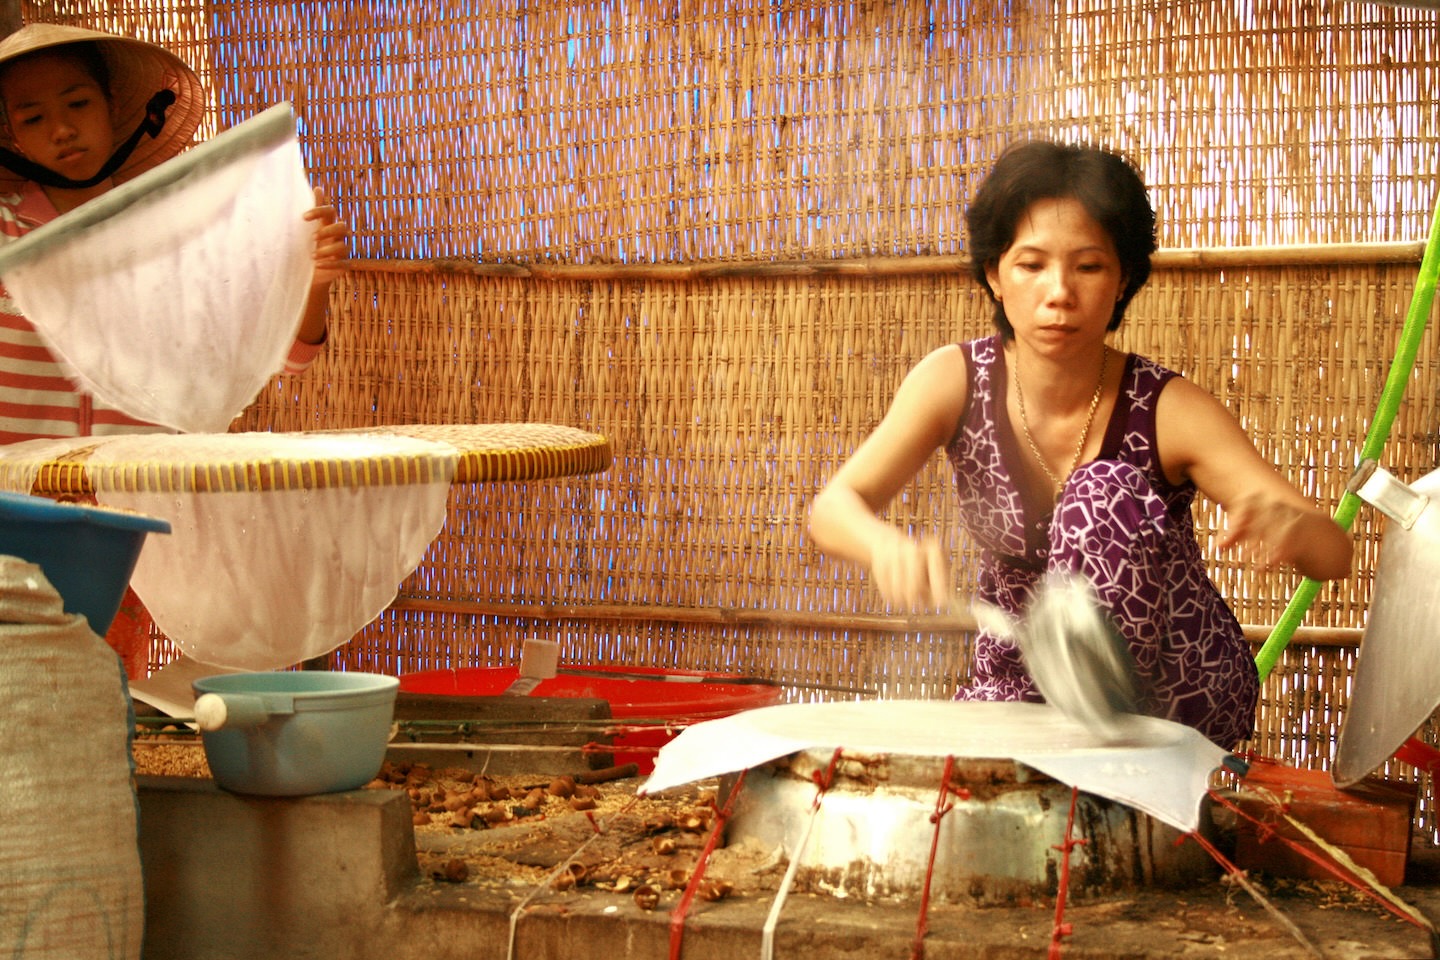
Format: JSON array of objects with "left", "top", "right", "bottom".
[
  {"left": 551, "top": 665, "right": 876, "bottom": 696},
  {"left": 385, "top": 742, "right": 611, "bottom": 754}
]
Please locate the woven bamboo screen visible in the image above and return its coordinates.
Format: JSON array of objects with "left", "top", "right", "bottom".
[{"left": 24, "top": 1, "right": 1440, "bottom": 835}]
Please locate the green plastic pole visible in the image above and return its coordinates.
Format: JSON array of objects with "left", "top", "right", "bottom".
[{"left": 1254, "top": 191, "right": 1440, "bottom": 681}]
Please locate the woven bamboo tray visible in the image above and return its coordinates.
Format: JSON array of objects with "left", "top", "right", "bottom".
[{"left": 5, "top": 423, "right": 610, "bottom": 498}]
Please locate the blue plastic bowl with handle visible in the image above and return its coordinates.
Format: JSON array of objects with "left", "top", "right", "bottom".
[
  {"left": 192, "top": 671, "right": 400, "bottom": 796},
  {"left": 0, "top": 490, "right": 171, "bottom": 634}
]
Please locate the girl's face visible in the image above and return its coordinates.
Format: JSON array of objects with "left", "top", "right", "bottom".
[
  {"left": 0, "top": 51, "right": 114, "bottom": 183},
  {"left": 985, "top": 197, "right": 1126, "bottom": 351}
]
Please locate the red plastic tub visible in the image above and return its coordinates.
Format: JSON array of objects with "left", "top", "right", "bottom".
[{"left": 397, "top": 664, "right": 785, "bottom": 773}]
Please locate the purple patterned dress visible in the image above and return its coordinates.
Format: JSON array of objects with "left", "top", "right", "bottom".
[{"left": 945, "top": 335, "right": 1258, "bottom": 748}]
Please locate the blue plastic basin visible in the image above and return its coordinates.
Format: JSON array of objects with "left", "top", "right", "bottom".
[
  {"left": 192, "top": 671, "right": 400, "bottom": 796},
  {"left": 0, "top": 490, "right": 170, "bottom": 634}
]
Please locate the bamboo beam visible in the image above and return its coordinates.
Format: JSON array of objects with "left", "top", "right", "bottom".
[
  {"left": 344, "top": 254, "right": 969, "bottom": 281},
  {"left": 1159, "top": 242, "right": 1426, "bottom": 269},
  {"left": 388, "top": 596, "right": 1363, "bottom": 648},
  {"left": 345, "top": 241, "right": 1424, "bottom": 282}
]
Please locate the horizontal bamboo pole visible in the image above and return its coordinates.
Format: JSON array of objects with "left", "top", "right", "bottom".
[
  {"left": 389, "top": 596, "right": 1363, "bottom": 648},
  {"left": 392, "top": 596, "right": 948, "bottom": 632},
  {"left": 1159, "top": 242, "right": 1426, "bottom": 269},
  {"left": 346, "top": 241, "right": 1424, "bottom": 282}
]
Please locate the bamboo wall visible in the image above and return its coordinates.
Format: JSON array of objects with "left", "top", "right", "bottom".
[{"left": 22, "top": 1, "right": 1440, "bottom": 837}]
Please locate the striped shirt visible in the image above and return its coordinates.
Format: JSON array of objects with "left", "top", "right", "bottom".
[{"left": 0, "top": 181, "right": 323, "bottom": 443}]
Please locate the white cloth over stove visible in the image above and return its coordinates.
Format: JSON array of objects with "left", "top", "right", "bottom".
[
  {"left": 643, "top": 700, "right": 1228, "bottom": 833},
  {"left": 0, "top": 103, "right": 314, "bottom": 434}
]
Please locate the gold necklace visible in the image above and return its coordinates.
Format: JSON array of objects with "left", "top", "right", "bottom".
[{"left": 1014, "top": 347, "right": 1108, "bottom": 495}]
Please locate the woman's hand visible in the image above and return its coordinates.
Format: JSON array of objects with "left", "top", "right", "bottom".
[
  {"left": 1218, "top": 491, "right": 1352, "bottom": 581},
  {"left": 868, "top": 528, "right": 951, "bottom": 613},
  {"left": 1159, "top": 378, "right": 1353, "bottom": 583},
  {"left": 806, "top": 344, "right": 969, "bottom": 613}
]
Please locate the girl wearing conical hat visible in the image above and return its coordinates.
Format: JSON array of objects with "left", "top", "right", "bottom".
[
  {"left": 0, "top": 22, "right": 348, "bottom": 444},
  {"left": 0, "top": 23, "right": 350, "bottom": 678}
]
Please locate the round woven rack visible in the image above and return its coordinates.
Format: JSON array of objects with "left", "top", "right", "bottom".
[
  {"left": 8, "top": 423, "right": 611, "bottom": 497},
  {"left": 341, "top": 423, "right": 612, "bottom": 485}
]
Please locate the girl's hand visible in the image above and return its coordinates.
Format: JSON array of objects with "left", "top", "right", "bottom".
[
  {"left": 293, "top": 186, "right": 351, "bottom": 344},
  {"left": 303, "top": 187, "right": 350, "bottom": 288}
]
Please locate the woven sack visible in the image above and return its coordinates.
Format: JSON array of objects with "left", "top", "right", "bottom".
[{"left": 0, "top": 556, "right": 143, "bottom": 959}]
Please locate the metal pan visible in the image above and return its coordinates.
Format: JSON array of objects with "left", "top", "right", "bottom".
[{"left": 973, "top": 571, "right": 1140, "bottom": 744}]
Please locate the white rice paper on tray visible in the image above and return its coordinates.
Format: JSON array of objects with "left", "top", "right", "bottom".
[
  {"left": 0, "top": 103, "right": 314, "bottom": 434},
  {"left": 84, "top": 432, "right": 459, "bottom": 672},
  {"left": 642, "top": 700, "right": 1228, "bottom": 833}
]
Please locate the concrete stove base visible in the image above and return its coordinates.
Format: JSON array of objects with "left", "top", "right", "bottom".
[
  {"left": 134, "top": 775, "right": 1440, "bottom": 960},
  {"left": 138, "top": 776, "right": 417, "bottom": 959},
  {"left": 723, "top": 751, "right": 1216, "bottom": 902}
]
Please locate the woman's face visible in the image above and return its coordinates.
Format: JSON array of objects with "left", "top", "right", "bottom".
[
  {"left": 0, "top": 51, "right": 114, "bottom": 183},
  {"left": 985, "top": 196, "right": 1126, "bottom": 351}
]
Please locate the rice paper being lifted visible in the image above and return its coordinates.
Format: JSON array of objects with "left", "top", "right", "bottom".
[{"left": 0, "top": 103, "right": 315, "bottom": 434}]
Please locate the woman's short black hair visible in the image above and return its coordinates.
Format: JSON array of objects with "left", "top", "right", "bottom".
[{"left": 965, "top": 140, "right": 1157, "bottom": 339}]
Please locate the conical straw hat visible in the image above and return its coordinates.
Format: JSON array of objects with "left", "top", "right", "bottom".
[{"left": 0, "top": 23, "right": 204, "bottom": 191}]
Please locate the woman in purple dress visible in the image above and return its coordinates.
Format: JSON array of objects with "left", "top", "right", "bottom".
[{"left": 808, "top": 141, "right": 1352, "bottom": 748}]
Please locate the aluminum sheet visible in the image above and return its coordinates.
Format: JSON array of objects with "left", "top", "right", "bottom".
[{"left": 1334, "top": 463, "right": 1440, "bottom": 787}]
